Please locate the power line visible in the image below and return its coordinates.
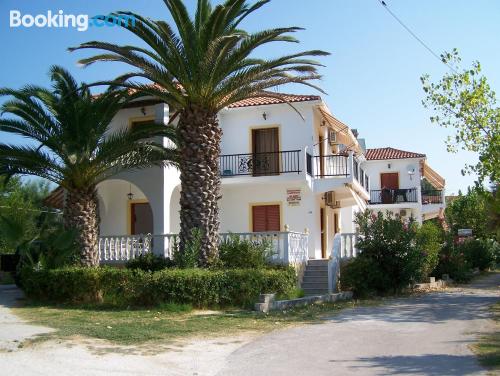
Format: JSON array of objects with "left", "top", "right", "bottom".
[{"left": 376, "top": 0, "right": 458, "bottom": 73}]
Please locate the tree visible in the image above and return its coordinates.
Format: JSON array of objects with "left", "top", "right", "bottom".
[
  {"left": 421, "top": 49, "right": 500, "bottom": 184},
  {"left": 0, "top": 66, "right": 177, "bottom": 266},
  {"left": 69, "top": 0, "right": 329, "bottom": 266},
  {"left": 0, "top": 176, "right": 52, "bottom": 254},
  {"left": 445, "top": 186, "right": 490, "bottom": 238}
]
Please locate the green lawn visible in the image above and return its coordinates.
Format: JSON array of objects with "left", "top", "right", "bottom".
[
  {"left": 471, "top": 302, "right": 500, "bottom": 373},
  {"left": 13, "top": 299, "right": 375, "bottom": 346}
]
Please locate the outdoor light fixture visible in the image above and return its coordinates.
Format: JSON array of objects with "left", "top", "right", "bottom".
[
  {"left": 387, "top": 163, "right": 391, "bottom": 169},
  {"left": 140, "top": 107, "right": 146, "bottom": 116},
  {"left": 127, "top": 184, "right": 134, "bottom": 200},
  {"left": 262, "top": 111, "right": 267, "bottom": 120}
]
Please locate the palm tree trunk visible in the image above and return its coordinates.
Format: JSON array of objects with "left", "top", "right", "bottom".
[
  {"left": 63, "top": 187, "right": 100, "bottom": 267},
  {"left": 177, "top": 105, "right": 222, "bottom": 266}
]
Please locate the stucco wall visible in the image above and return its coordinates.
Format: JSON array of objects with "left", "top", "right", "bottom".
[{"left": 364, "top": 157, "right": 423, "bottom": 190}]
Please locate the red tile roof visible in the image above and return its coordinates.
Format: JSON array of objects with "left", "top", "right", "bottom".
[
  {"left": 365, "top": 147, "right": 426, "bottom": 160},
  {"left": 228, "top": 93, "right": 321, "bottom": 108}
]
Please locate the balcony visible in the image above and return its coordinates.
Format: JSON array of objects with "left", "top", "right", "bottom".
[
  {"left": 219, "top": 150, "right": 301, "bottom": 177},
  {"left": 370, "top": 188, "right": 419, "bottom": 204},
  {"left": 307, "top": 153, "right": 370, "bottom": 193},
  {"left": 422, "top": 190, "right": 443, "bottom": 204}
]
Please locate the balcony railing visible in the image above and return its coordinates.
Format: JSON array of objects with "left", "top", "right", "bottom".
[
  {"left": 309, "top": 154, "right": 349, "bottom": 177},
  {"left": 422, "top": 190, "right": 443, "bottom": 204},
  {"left": 370, "top": 188, "right": 418, "bottom": 204},
  {"left": 219, "top": 150, "right": 301, "bottom": 177}
]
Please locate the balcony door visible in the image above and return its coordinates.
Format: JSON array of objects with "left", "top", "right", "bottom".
[
  {"left": 380, "top": 172, "right": 399, "bottom": 204},
  {"left": 252, "top": 127, "right": 279, "bottom": 176}
]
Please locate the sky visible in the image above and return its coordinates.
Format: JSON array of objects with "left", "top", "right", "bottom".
[{"left": 1, "top": 0, "right": 499, "bottom": 194}]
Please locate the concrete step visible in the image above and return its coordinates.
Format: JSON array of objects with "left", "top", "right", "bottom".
[
  {"left": 303, "top": 270, "right": 328, "bottom": 277},
  {"left": 307, "top": 259, "right": 329, "bottom": 266},
  {"left": 305, "top": 265, "right": 328, "bottom": 272},
  {"left": 302, "top": 276, "right": 328, "bottom": 283},
  {"left": 302, "top": 281, "right": 329, "bottom": 289}
]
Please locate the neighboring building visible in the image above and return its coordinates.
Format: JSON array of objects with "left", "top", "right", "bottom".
[{"left": 364, "top": 147, "right": 446, "bottom": 223}]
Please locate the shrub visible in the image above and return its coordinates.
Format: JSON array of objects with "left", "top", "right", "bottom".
[
  {"left": 340, "top": 211, "right": 426, "bottom": 296},
  {"left": 218, "top": 235, "right": 272, "bottom": 269},
  {"left": 459, "top": 239, "right": 495, "bottom": 271},
  {"left": 19, "top": 265, "right": 296, "bottom": 308},
  {"left": 126, "top": 252, "right": 174, "bottom": 272},
  {"left": 433, "top": 240, "right": 472, "bottom": 282},
  {"left": 172, "top": 230, "right": 200, "bottom": 268},
  {"left": 415, "top": 221, "right": 443, "bottom": 280}
]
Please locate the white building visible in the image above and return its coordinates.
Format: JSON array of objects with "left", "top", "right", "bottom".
[
  {"left": 46, "top": 92, "right": 446, "bottom": 294},
  {"left": 364, "top": 147, "right": 446, "bottom": 223}
]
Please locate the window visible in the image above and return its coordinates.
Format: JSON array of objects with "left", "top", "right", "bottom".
[
  {"left": 129, "top": 116, "right": 155, "bottom": 131},
  {"left": 252, "top": 204, "right": 281, "bottom": 232}
]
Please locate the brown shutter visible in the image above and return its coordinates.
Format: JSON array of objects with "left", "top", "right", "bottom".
[
  {"left": 252, "top": 204, "right": 280, "bottom": 232},
  {"left": 252, "top": 206, "right": 267, "bottom": 232},
  {"left": 266, "top": 205, "right": 280, "bottom": 231}
]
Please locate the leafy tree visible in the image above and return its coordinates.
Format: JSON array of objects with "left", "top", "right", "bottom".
[
  {"left": 421, "top": 49, "right": 500, "bottom": 183},
  {"left": 69, "top": 0, "right": 329, "bottom": 266},
  {"left": 445, "top": 186, "right": 490, "bottom": 238},
  {"left": 0, "top": 176, "right": 52, "bottom": 254},
  {"left": 0, "top": 66, "right": 177, "bottom": 266}
]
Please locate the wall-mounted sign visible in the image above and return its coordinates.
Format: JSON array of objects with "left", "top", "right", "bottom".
[
  {"left": 287, "top": 188, "right": 301, "bottom": 206},
  {"left": 457, "top": 229, "right": 473, "bottom": 237}
]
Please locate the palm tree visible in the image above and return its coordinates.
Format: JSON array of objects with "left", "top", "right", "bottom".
[
  {"left": 70, "top": 0, "right": 329, "bottom": 266},
  {"left": 0, "top": 66, "right": 177, "bottom": 266}
]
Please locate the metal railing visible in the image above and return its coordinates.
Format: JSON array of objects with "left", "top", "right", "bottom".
[
  {"left": 99, "top": 231, "right": 309, "bottom": 266},
  {"left": 421, "top": 190, "right": 443, "bottom": 204},
  {"left": 369, "top": 188, "right": 418, "bottom": 204},
  {"left": 310, "top": 154, "right": 349, "bottom": 177},
  {"left": 219, "top": 150, "right": 301, "bottom": 177}
]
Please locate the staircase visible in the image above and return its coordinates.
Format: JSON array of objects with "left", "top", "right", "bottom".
[{"left": 301, "top": 259, "right": 329, "bottom": 296}]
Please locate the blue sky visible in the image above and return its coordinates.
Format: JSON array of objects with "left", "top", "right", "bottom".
[{"left": 1, "top": 0, "right": 499, "bottom": 194}]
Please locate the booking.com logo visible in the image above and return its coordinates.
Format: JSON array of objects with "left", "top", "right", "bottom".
[{"left": 9, "top": 10, "right": 136, "bottom": 32}]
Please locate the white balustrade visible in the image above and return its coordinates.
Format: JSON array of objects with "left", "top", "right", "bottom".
[
  {"left": 99, "top": 231, "right": 309, "bottom": 266},
  {"left": 328, "top": 232, "right": 359, "bottom": 293}
]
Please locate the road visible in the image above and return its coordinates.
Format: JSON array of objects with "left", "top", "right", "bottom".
[{"left": 217, "top": 273, "right": 499, "bottom": 376}]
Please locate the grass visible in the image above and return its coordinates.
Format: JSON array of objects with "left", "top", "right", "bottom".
[
  {"left": 13, "top": 298, "right": 376, "bottom": 346},
  {"left": 471, "top": 302, "right": 500, "bottom": 373}
]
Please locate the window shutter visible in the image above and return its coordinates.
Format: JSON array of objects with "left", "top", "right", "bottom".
[
  {"left": 252, "top": 206, "right": 267, "bottom": 232},
  {"left": 266, "top": 205, "right": 280, "bottom": 231},
  {"left": 252, "top": 204, "right": 280, "bottom": 232}
]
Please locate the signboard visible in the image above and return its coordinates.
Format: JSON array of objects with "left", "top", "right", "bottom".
[
  {"left": 457, "top": 229, "right": 473, "bottom": 237},
  {"left": 286, "top": 188, "right": 301, "bottom": 206}
]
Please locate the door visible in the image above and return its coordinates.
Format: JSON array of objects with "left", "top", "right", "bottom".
[
  {"left": 252, "top": 128, "right": 279, "bottom": 175},
  {"left": 252, "top": 204, "right": 280, "bottom": 232},
  {"left": 380, "top": 172, "right": 399, "bottom": 204},
  {"left": 320, "top": 208, "right": 326, "bottom": 258},
  {"left": 130, "top": 202, "right": 154, "bottom": 235}
]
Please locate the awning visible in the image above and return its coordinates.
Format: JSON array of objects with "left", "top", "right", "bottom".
[
  {"left": 44, "top": 186, "right": 64, "bottom": 209},
  {"left": 317, "top": 108, "right": 363, "bottom": 155},
  {"left": 421, "top": 161, "right": 445, "bottom": 189}
]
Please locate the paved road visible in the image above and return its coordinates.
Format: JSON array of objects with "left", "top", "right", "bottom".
[{"left": 217, "top": 273, "right": 500, "bottom": 376}]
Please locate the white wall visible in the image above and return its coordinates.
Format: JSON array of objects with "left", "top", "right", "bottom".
[{"left": 364, "top": 157, "right": 423, "bottom": 190}]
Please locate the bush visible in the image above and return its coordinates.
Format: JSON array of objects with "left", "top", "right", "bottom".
[
  {"left": 433, "top": 240, "right": 472, "bottom": 282},
  {"left": 340, "top": 211, "right": 426, "bottom": 297},
  {"left": 172, "top": 230, "right": 200, "bottom": 268},
  {"left": 459, "top": 239, "right": 495, "bottom": 271},
  {"left": 415, "top": 221, "right": 443, "bottom": 280},
  {"left": 19, "top": 266, "right": 296, "bottom": 308},
  {"left": 218, "top": 235, "right": 272, "bottom": 269},
  {"left": 126, "top": 252, "right": 174, "bottom": 272}
]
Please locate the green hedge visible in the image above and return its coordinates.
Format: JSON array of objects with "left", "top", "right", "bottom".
[{"left": 19, "top": 266, "right": 296, "bottom": 308}]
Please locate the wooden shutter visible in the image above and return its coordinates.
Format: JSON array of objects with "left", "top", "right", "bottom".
[{"left": 252, "top": 204, "right": 280, "bottom": 232}]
